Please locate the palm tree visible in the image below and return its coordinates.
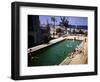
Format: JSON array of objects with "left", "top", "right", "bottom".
[
  {"left": 51, "top": 16, "right": 56, "bottom": 37},
  {"left": 60, "top": 17, "right": 69, "bottom": 34}
]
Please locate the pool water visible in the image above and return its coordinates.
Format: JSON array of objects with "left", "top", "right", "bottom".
[{"left": 28, "top": 39, "right": 82, "bottom": 66}]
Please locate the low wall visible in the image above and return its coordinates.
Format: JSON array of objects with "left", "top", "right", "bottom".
[{"left": 28, "top": 37, "right": 65, "bottom": 53}]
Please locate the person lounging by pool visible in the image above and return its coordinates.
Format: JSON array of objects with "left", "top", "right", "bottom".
[
  {"left": 29, "top": 49, "right": 32, "bottom": 56},
  {"left": 69, "top": 47, "right": 83, "bottom": 59}
]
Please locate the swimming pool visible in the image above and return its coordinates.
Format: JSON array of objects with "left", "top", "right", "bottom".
[{"left": 28, "top": 39, "right": 82, "bottom": 66}]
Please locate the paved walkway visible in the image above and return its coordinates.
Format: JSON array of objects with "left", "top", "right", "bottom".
[
  {"left": 60, "top": 36, "right": 88, "bottom": 65},
  {"left": 28, "top": 37, "right": 65, "bottom": 53},
  {"left": 69, "top": 41, "right": 87, "bottom": 64}
]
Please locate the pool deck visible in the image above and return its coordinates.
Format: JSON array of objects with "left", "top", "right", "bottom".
[
  {"left": 60, "top": 36, "right": 88, "bottom": 65},
  {"left": 28, "top": 35, "right": 88, "bottom": 65},
  {"left": 28, "top": 37, "right": 66, "bottom": 53}
]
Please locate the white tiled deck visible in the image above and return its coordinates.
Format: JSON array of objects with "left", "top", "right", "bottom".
[{"left": 28, "top": 37, "right": 65, "bottom": 53}]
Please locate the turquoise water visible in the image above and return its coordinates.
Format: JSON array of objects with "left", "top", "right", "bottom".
[{"left": 28, "top": 39, "right": 82, "bottom": 66}]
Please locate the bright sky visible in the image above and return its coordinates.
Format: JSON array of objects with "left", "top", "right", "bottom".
[{"left": 39, "top": 15, "right": 88, "bottom": 26}]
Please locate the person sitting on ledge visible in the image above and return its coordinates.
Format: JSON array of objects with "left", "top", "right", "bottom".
[{"left": 29, "top": 49, "right": 32, "bottom": 56}]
